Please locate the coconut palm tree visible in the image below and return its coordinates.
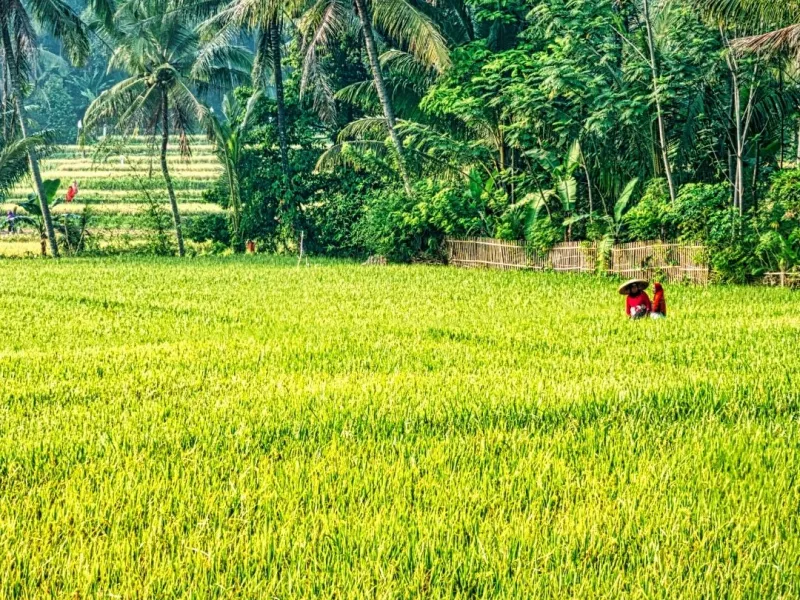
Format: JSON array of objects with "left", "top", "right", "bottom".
[
  {"left": 206, "top": 0, "right": 298, "bottom": 178},
  {"left": 203, "top": 91, "right": 261, "bottom": 250},
  {"left": 299, "top": 0, "right": 450, "bottom": 195},
  {"left": 0, "top": 0, "right": 103, "bottom": 257},
  {"left": 83, "top": 0, "right": 251, "bottom": 256},
  {"left": 692, "top": 1, "right": 800, "bottom": 58}
]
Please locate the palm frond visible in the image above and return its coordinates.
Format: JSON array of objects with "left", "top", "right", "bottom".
[
  {"left": 252, "top": 28, "right": 274, "bottom": 87},
  {"left": 299, "top": 0, "right": 348, "bottom": 121},
  {"left": 370, "top": 0, "right": 450, "bottom": 72},
  {"left": 380, "top": 48, "right": 435, "bottom": 82},
  {"left": 0, "top": 133, "right": 52, "bottom": 196},
  {"left": 315, "top": 140, "right": 390, "bottom": 172},
  {"left": 168, "top": 77, "right": 210, "bottom": 133},
  {"left": 691, "top": 0, "right": 800, "bottom": 29},
  {"left": 83, "top": 75, "right": 153, "bottom": 133},
  {"left": 24, "top": 0, "right": 91, "bottom": 65},
  {"left": 337, "top": 117, "right": 390, "bottom": 141},
  {"left": 733, "top": 23, "right": 800, "bottom": 57},
  {"left": 335, "top": 80, "right": 378, "bottom": 109}
]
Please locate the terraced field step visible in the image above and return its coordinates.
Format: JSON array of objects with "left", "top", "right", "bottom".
[
  {"left": 53, "top": 143, "right": 217, "bottom": 158},
  {"left": 41, "top": 160, "right": 222, "bottom": 170},
  {"left": 11, "top": 178, "right": 215, "bottom": 196},
  {"left": 1, "top": 202, "right": 223, "bottom": 215},
  {"left": 27, "top": 169, "right": 220, "bottom": 177},
  {"left": 1, "top": 137, "right": 224, "bottom": 230},
  {"left": 5, "top": 188, "right": 208, "bottom": 200}
]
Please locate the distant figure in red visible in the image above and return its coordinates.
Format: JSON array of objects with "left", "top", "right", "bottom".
[
  {"left": 651, "top": 282, "right": 666, "bottom": 319},
  {"left": 65, "top": 180, "right": 78, "bottom": 203},
  {"left": 619, "top": 279, "right": 651, "bottom": 319}
]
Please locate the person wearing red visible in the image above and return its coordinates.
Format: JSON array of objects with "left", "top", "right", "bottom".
[
  {"left": 650, "top": 282, "right": 666, "bottom": 319},
  {"left": 65, "top": 180, "right": 78, "bottom": 203},
  {"left": 619, "top": 279, "right": 651, "bottom": 319}
]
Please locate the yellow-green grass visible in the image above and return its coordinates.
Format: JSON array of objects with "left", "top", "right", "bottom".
[
  {"left": 1, "top": 258, "right": 799, "bottom": 597},
  {"left": 0, "top": 234, "right": 215, "bottom": 257},
  {"left": 0, "top": 238, "right": 41, "bottom": 256}
]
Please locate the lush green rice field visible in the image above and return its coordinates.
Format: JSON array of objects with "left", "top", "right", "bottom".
[{"left": 1, "top": 257, "right": 800, "bottom": 598}]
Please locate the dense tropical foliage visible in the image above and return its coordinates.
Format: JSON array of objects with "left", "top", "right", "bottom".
[{"left": 1, "top": 0, "right": 800, "bottom": 278}]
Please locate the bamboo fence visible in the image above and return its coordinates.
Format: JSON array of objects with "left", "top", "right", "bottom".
[
  {"left": 445, "top": 237, "right": 710, "bottom": 284},
  {"left": 763, "top": 272, "right": 800, "bottom": 288}
]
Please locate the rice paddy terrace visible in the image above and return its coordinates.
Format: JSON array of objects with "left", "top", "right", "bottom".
[{"left": 0, "top": 136, "right": 222, "bottom": 256}]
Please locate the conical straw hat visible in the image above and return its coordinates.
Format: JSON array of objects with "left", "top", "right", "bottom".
[{"left": 618, "top": 279, "right": 649, "bottom": 295}]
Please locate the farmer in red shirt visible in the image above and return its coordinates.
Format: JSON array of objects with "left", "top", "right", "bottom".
[
  {"left": 619, "top": 279, "right": 651, "bottom": 319},
  {"left": 65, "top": 180, "right": 78, "bottom": 203}
]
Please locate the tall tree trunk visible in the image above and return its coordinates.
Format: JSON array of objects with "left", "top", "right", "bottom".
[
  {"left": 751, "top": 141, "right": 760, "bottom": 209},
  {"left": 2, "top": 24, "right": 59, "bottom": 257},
  {"left": 453, "top": 1, "right": 474, "bottom": 42},
  {"left": 722, "top": 27, "right": 759, "bottom": 216},
  {"left": 642, "top": 0, "right": 675, "bottom": 203},
  {"left": 2, "top": 62, "right": 11, "bottom": 141},
  {"left": 270, "top": 21, "right": 290, "bottom": 179},
  {"left": 797, "top": 120, "right": 800, "bottom": 163},
  {"left": 226, "top": 158, "right": 242, "bottom": 251},
  {"left": 779, "top": 69, "right": 784, "bottom": 170},
  {"left": 731, "top": 64, "right": 744, "bottom": 214},
  {"left": 160, "top": 90, "right": 185, "bottom": 257},
  {"left": 353, "top": 0, "right": 413, "bottom": 196},
  {"left": 580, "top": 145, "right": 594, "bottom": 220}
]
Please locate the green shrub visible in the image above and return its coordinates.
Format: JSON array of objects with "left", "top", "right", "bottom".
[
  {"left": 525, "top": 215, "right": 563, "bottom": 256},
  {"left": 753, "top": 170, "right": 800, "bottom": 273},
  {"left": 674, "top": 183, "right": 730, "bottom": 243},
  {"left": 766, "top": 169, "right": 800, "bottom": 216},
  {"left": 301, "top": 188, "right": 368, "bottom": 259},
  {"left": 624, "top": 179, "right": 676, "bottom": 241},
  {"left": 672, "top": 183, "right": 756, "bottom": 282},
  {"left": 184, "top": 213, "right": 232, "bottom": 246},
  {"left": 356, "top": 185, "right": 446, "bottom": 262}
]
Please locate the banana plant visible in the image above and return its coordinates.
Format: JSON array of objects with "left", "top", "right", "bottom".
[
  {"left": 12, "top": 178, "right": 61, "bottom": 256},
  {"left": 563, "top": 178, "right": 639, "bottom": 241},
  {"left": 203, "top": 91, "right": 262, "bottom": 251},
  {"left": 757, "top": 229, "right": 800, "bottom": 274},
  {"left": 513, "top": 140, "right": 582, "bottom": 241}
]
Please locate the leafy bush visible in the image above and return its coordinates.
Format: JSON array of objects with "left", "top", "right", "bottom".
[
  {"left": 671, "top": 183, "right": 756, "bottom": 282},
  {"left": 674, "top": 183, "right": 729, "bottom": 243},
  {"left": 301, "top": 181, "right": 371, "bottom": 259},
  {"left": 356, "top": 184, "right": 446, "bottom": 262},
  {"left": 184, "top": 213, "right": 231, "bottom": 246},
  {"left": 140, "top": 195, "right": 174, "bottom": 256},
  {"left": 525, "top": 215, "right": 563, "bottom": 256},
  {"left": 766, "top": 169, "right": 800, "bottom": 216},
  {"left": 624, "top": 179, "right": 676, "bottom": 241},
  {"left": 753, "top": 170, "right": 800, "bottom": 273}
]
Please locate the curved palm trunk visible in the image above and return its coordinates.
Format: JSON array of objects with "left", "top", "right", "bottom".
[
  {"left": 2, "top": 63, "right": 12, "bottom": 141},
  {"left": 352, "top": 0, "right": 413, "bottom": 196},
  {"left": 2, "top": 24, "right": 59, "bottom": 257},
  {"left": 225, "top": 158, "right": 243, "bottom": 251},
  {"left": 270, "top": 22, "right": 290, "bottom": 178},
  {"left": 160, "top": 90, "right": 185, "bottom": 257}
]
